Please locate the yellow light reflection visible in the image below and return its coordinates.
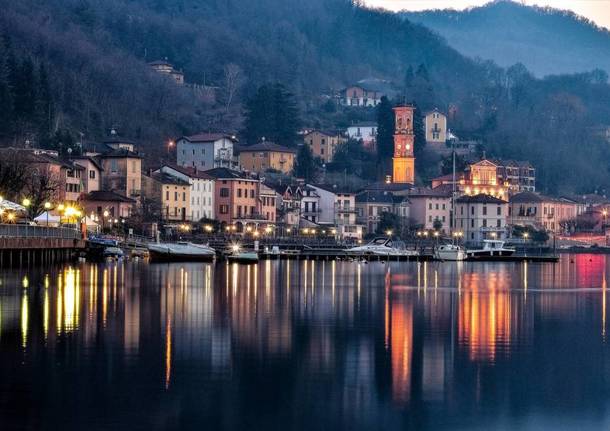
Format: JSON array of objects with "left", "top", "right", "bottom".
[{"left": 21, "top": 291, "right": 28, "bottom": 348}]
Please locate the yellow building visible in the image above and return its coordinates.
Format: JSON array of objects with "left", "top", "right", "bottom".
[
  {"left": 303, "top": 130, "right": 346, "bottom": 163},
  {"left": 424, "top": 109, "right": 447, "bottom": 145},
  {"left": 392, "top": 106, "right": 416, "bottom": 184},
  {"left": 238, "top": 141, "right": 296, "bottom": 174},
  {"left": 152, "top": 172, "right": 191, "bottom": 222}
]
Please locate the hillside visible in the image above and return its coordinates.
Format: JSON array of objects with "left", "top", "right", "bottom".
[
  {"left": 403, "top": 0, "right": 610, "bottom": 77},
  {"left": 2, "top": 0, "right": 610, "bottom": 193}
]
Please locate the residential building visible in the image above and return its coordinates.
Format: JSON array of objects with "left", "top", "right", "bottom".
[
  {"left": 392, "top": 105, "right": 416, "bottom": 185},
  {"left": 269, "top": 183, "right": 302, "bottom": 229},
  {"left": 72, "top": 156, "right": 103, "bottom": 194},
  {"left": 346, "top": 122, "right": 377, "bottom": 151},
  {"left": 494, "top": 159, "right": 536, "bottom": 193},
  {"left": 259, "top": 183, "right": 278, "bottom": 224},
  {"left": 205, "top": 168, "right": 263, "bottom": 229},
  {"left": 149, "top": 59, "right": 184, "bottom": 85},
  {"left": 454, "top": 194, "right": 508, "bottom": 243},
  {"left": 152, "top": 172, "right": 191, "bottom": 222},
  {"left": 238, "top": 141, "right": 296, "bottom": 174},
  {"left": 424, "top": 109, "right": 447, "bottom": 150},
  {"left": 509, "top": 191, "right": 579, "bottom": 233},
  {"left": 309, "top": 184, "right": 363, "bottom": 239},
  {"left": 407, "top": 187, "right": 452, "bottom": 232},
  {"left": 300, "top": 186, "right": 321, "bottom": 225},
  {"left": 303, "top": 130, "right": 346, "bottom": 163},
  {"left": 99, "top": 149, "right": 142, "bottom": 200},
  {"left": 341, "top": 78, "right": 396, "bottom": 107},
  {"left": 355, "top": 190, "right": 396, "bottom": 235},
  {"left": 156, "top": 165, "right": 215, "bottom": 221},
  {"left": 176, "top": 133, "right": 237, "bottom": 170},
  {"left": 82, "top": 190, "right": 136, "bottom": 220}
]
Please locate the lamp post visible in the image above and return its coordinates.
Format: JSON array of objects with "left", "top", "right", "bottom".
[{"left": 44, "top": 201, "right": 51, "bottom": 226}]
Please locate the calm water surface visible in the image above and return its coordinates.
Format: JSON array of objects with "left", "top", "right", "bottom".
[{"left": 1, "top": 255, "right": 610, "bottom": 430}]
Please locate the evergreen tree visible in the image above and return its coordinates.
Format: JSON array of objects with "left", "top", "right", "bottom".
[
  {"left": 376, "top": 96, "right": 394, "bottom": 165},
  {"left": 13, "top": 58, "right": 36, "bottom": 121},
  {"left": 243, "top": 82, "right": 301, "bottom": 146},
  {"left": 412, "top": 102, "right": 426, "bottom": 157},
  {"left": 377, "top": 96, "right": 395, "bottom": 177},
  {"left": 293, "top": 144, "right": 316, "bottom": 181},
  {"left": 35, "top": 63, "right": 54, "bottom": 142},
  {"left": 0, "top": 38, "right": 14, "bottom": 138}
]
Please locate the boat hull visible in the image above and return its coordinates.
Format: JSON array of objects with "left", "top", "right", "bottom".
[
  {"left": 148, "top": 243, "right": 216, "bottom": 262},
  {"left": 466, "top": 249, "right": 515, "bottom": 259},
  {"left": 227, "top": 253, "right": 259, "bottom": 264},
  {"left": 435, "top": 250, "right": 466, "bottom": 261}
]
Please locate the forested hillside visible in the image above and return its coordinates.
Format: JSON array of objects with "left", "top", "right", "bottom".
[
  {"left": 404, "top": 0, "right": 610, "bottom": 77},
  {"left": 2, "top": 0, "right": 610, "bottom": 193}
]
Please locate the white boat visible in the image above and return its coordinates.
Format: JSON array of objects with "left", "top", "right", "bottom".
[
  {"left": 227, "top": 244, "right": 259, "bottom": 263},
  {"left": 147, "top": 242, "right": 216, "bottom": 262},
  {"left": 103, "top": 246, "right": 124, "bottom": 258},
  {"left": 435, "top": 244, "right": 467, "bottom": 261},
  {"left": 466, "top": 240, "right": 515, "bottom": 258},
  {"left": 347, "top": 237, "right": 419, "bottom": 258}
]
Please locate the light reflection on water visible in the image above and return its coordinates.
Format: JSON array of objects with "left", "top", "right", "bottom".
[{"left": 0, "top": 255, "right": 610, "bottom": 430}]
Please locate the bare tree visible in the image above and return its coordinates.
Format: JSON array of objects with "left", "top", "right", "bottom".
[
  {"left": 23, "top": 170, "right": 59, "bottom": 218},
  {"left": 0, "top": 150, "right": 31, "bottom": 200},
  {"left": 223, "top": 63, "right": 243, "bottom": 113}
]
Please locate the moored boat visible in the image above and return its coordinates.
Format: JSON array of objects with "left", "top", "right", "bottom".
[
  {"left": 346, "top": 237, "right": 419, "bottom": 258},
  {"left": 147, "top": 242, "right": 216, "bottom": 262},
  {"left": 466, "top": 240, "right": 515, "bottom": 259},
  {"left": 227, "top": 244, "right": 259, "bottom": 263},
  {"left": 435, "top": 244, "right": 467, "bottom": 261}
]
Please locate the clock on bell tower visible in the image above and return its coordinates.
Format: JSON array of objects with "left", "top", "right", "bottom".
[{"left": 392, "top": 105, "right": 415, "bottom": 184}]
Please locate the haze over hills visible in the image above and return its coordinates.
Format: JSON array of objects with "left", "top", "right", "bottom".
[
  {"left": 403, "top": 0, "right": 610, "bottom": 77},
  {"left": 2, "top": 0, "right": 610, "bottom": 192}
]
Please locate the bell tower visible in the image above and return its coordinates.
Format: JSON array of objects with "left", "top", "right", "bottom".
[{"left": 392, "top": 105, "right": 415, "bottom": 184}]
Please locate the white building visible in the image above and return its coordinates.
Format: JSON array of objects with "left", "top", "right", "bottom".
[
  {"left": 346, "top": 122, "right": 377, "bottom": 151},
  {"left": 454, "top": 194, "right": 508, "bottom": 244},
  {"left": 157, "top": 165, "right": 215, "bottom": 221},
  {"left": 407, "top": 187, "right": 452, "bottom": 233},
  {"left": 424, "top": 109, "right": 447, "bottom": 148},
  {"left": 176, "top": 133, "right": 237, "bottom": 171},
  {"left": 309, "top": 184, "right": 363, "bottom": 240}
]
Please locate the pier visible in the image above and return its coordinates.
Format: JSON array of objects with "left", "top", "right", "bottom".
[{"left": 0, "top": 224, "right": 85, "bottom": 266}]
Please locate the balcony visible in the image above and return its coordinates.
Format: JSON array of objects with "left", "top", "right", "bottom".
[{"left": 130, "top": 189, "right": 141, "bottom": 198}]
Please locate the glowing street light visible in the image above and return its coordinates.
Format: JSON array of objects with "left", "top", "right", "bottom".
[
  {"left": 386, "top": 229, "right": 393, "bottom": 237},
  {"left": 22, "top": 198, "right": 31, "bottom": 207}
]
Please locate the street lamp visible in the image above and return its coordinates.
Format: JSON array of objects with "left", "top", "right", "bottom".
[
  {"left": 44, "top": 201, "right": 51, "bottom": 226},
  {"left": 386, "top": 229, "right": 393, "bottom": 237}
]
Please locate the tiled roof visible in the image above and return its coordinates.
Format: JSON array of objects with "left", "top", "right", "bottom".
[
  {"left": 179, "top": 133, "right": 237, "bottom": 143},
  {"left": 161, "top": 164, "right": 214, "bottom": 180},
  {"left": 408, "top": 186, "right": 453, "bottom": 198},
  {"left": 239, "top": 141, "right": 296, "bottom": 153},
  {"left": 84, "top": 191, "right": 136, "bottom": 203},
  {"left": 456, "top": 193, "right": 507, "bottom": 204},
  {"left": 355, "top": 190, "right": 395, "bottom": 204},
  {"left": 151, "top": 172, "right": 190, "bottom": 186},
  {"left": 203, "top": 167, "right": 253, "bottom": 180}
]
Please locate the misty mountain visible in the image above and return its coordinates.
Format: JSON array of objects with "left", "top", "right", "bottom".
[{"left": 404, "top": 0, "right": 610, "bottom": 77}]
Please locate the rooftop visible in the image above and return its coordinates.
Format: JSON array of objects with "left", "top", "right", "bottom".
[
  {"left": 179, "top": 133, "right": 237, "bottom": 143},
  {"left": 83, "top": 190, "right": 136, "bottom": 203},
  {"left": 203, "top": 167, "right": 255, "bottom": 180},
  {"left": 408, "top": 186, "right": 453, "bottom": 198},
  {"left": 151, "top": 172, "right": 190, "bottom": 186},
  {"left": 456, "top": 193, "right": 507, "bottom": 204},
  {"left": 355, "top": 190, "right": 396, "bottom": 204},
  {"left": 239, "top": 141, "right": 296, "bottom": 154}
]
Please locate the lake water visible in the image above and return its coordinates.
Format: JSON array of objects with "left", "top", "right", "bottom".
[{"left": 1, "top": 255, "right": 610, "bottom": 430}]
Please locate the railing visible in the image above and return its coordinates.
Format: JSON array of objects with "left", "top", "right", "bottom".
[{"left": 0, "top": 224, "right": 81, "bottom": 240}]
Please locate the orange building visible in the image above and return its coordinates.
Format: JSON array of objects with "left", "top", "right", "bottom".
[
  {"left": 392, "top": 106, "right": 416, "bottom": 184},
  {"left": 205, "top": 168, "right": 266, "bottom": 230}
]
